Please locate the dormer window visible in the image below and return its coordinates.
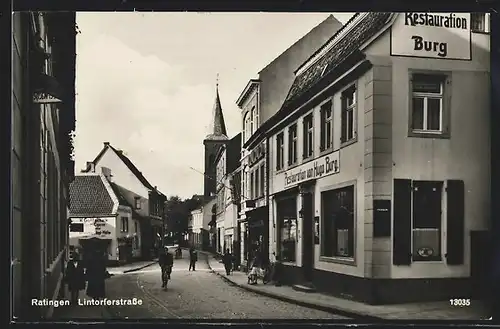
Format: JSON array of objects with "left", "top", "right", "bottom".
[{"left": 134, "top": 197, "right": 141, "bottom": 210}]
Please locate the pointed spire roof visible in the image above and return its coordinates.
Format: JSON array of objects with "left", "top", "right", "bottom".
[{"left": 206, "top": 74, "right": 228, "bottom": 141}]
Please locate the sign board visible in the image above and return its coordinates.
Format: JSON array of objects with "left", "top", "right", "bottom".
[
  {"left": 276, "top": 150, "right": 340, "bottom": 191},
  {"left": 33, "top": 92, "right": 63, "bottom": 104},
  {"left": 69, "top": 217, "right": 116, "bottom": 240},
  {"left": 391, "top": 13, "right": 471, "bottom": 60}
]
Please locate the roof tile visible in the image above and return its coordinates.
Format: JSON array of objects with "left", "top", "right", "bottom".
[
  {"left": 69, "top": 175, "right": 114, "bottom": 216},
  {"left": 283, "top": 13, "right": 391, "bottom": 107}
]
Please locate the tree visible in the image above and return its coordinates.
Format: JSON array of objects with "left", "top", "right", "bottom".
[{"left": 164, "top": 195, "right": 203, "bottom": 243}]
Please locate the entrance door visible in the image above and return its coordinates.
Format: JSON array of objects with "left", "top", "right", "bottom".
[{"left": 301, "top": 193, "right": 314, "bottom": 282}]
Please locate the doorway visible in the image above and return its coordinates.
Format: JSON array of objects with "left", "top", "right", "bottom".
[{"left": 301, "top": 192, "right": 314, "bottom": 282}]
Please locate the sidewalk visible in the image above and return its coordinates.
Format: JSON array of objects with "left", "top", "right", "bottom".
[
  {"left": 107, "top": 258, "right": 158, "bottom": 275},
  {"left": 201, "top": 251, "right": 489, "bottom": 320}
]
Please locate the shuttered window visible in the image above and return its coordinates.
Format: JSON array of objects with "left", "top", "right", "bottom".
[{"left": 393, "top": 179, "right": 465, "bottom": 266}]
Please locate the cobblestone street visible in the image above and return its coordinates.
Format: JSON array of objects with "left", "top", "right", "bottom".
[{"left": 54, "top": 250, "right": 348, "bottom": 319}]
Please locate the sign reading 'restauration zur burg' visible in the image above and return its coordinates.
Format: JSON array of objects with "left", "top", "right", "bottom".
[{"left": 391, "top": 13, "right": 471, "bottom": 60}]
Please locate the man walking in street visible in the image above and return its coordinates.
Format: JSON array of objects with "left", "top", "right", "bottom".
[
  {"left": 189, "top": 247, "right": 197, "bottom": 271},
  {"left": 222, "top": 249, "right": 233, "bottom": 275}
]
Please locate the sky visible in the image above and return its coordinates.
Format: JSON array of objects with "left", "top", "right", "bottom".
[{"left": 74, "top": 12, "right": 355, "bottom": 199}]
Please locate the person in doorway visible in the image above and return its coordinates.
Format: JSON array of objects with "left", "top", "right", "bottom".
[
  {"left": 85, "top": 249, "right": 107, "bottom": 299},
  {"left": 189, "top": 247, "right": 198, "bottom": 271},
  {"left": 222, "top": 249, "right": 233, "bottom": 275},
  {"left": 64, "top": 252, "right": 86, "bottom": 305}
]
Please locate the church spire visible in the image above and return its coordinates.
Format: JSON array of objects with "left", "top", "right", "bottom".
[{"left": 206, "top": 73, "right": 228, "bottom": 140}]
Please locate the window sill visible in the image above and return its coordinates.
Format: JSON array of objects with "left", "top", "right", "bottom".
[
  {"left": 280, "top": 261, "right": 297, "bottom": 266},
  {"left": 472, "top": 30, "right": 489, "bottom": 35},
  {"left": 287, "top": 162, "right": 300, "bottom": 170},
  {"left": 303, "top": 154, "right": 314, "bottom": 161},
  {"left": 319, "top": 148, "right": 334, "bottom": 156},
  {"left": 408, "top": 130, "right": 450, "bottom": 139},
  {"left": 319, "top": 256, "right": 356, "bottom": 266},
  {"left": 412, "top": 256, "right": 443, "bottom": 262},
  {"left": 340, "top": 137, "right": 357, "bottom": 149}
]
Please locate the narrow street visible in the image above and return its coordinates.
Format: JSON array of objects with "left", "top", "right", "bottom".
[{"left": 57, "top": 250, "right": 348, "bottom": 319}]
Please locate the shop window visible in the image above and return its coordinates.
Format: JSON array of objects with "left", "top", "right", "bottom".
[
  {"left": 471, "top": 13, "right": 486, "bottom": 33},
  {"left": 341, "top": 85, "right": 356, "bottom": 144},
  {"left": 277, "top": 198, "right": 297, "bottom": 262},
  {"left": 320, "top": 100, "right": 333, "bottom": 151},
  {"left": 303, "top": 113, "right": 314, "bottom": 159},
  {"left": 276, "top": 132, "right": 285, "bottom": 170},
  {"left": 70, "top": 223, "right": 84, "bottom": 232},
  {"left": 121, "top": 217, "right": 129, "bottom": 233},
  {"left": 412, "top": 181, "right": 443, "bottom": 261},
  {"left": 288, "top": 123, "right": 298, "bottom": 165},
  {"left": 321, "top": 185, "right": 355, "bottom": 258}
]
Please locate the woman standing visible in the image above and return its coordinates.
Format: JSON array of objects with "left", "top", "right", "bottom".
[{"left": 86, "top": 250, "right": 107, "bottom": 299}]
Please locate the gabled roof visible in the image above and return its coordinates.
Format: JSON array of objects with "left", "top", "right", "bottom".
[
  {"left": 108, "top": 181, "right": 149, "bottom": 219},
  {"left": 82, "top": 142, "right": 165, "bottom": 197},
  {"left": 70, "top": 175, "right": 114, "bottom": 217},
  {"left": 282, "top": 12, "right": 391, "bottom": 109}
]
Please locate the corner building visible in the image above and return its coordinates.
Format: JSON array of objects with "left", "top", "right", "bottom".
[{"left": 267, "top": 12, "right": 490, "bottom": 304}]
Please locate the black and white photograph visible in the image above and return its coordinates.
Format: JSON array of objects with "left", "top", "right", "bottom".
[{"left": 9, "top": 11, "right": 494, "bottom": 321}]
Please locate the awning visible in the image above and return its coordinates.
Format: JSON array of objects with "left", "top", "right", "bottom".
[{"left": 32, "top": 73, "right": 65, "bottom": 104}]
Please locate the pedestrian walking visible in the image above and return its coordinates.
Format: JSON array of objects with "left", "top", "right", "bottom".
[
  {"left": 189, "top": 247, "right": 197, "bottom": 271},
  {"left": 64, "top": 252, "right": 86, "bottom": 305},
  {"left": 222, "top": 249, "right": 233, "bottom": 275},
  {"left": 85, "top": 249, "right": 107, "bottom": 299}
]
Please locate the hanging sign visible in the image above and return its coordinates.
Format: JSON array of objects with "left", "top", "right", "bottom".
[{"left": 33, "top": 92, "right": 63, "bottom": 104}]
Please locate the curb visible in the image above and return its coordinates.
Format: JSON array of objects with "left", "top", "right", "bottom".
[
  {"left": 203, "top": 254, "right": 382, "bottom": 321},
  {"left": 122, "top": 260, "right": 158, "bottom": 273}
]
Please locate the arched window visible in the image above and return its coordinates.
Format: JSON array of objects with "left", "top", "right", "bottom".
[{"left": 243, "top": 112, "right": 248, "bottom": 142}]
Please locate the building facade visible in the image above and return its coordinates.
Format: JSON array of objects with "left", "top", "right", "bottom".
[
  {"left": 11, "top": 12, "right": 76, "bottom": 319},
  {"left": 214, "top": 134, "right": 242, "bottom": 255},
  {"left": 236, "top": 15, "right": 343, "bottom": 270},
  {"left": 266, "top": 12, "right": 490, "bottom": 304},
  {"left": 81, "top": 142, "right": 166, "bottom": 258}
]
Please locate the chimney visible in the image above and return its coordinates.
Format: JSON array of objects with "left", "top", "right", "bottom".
[
  {"left": 86, "top": 161, "right": 95, "bottom": 173},
  {"left": 101, "top": 167, "right": 112, "bottom": 181}
]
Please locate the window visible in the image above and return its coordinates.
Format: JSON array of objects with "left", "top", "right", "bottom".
[
  {"left": 277, "top": 198, "right": 297, "bottom": 262},
  {"left": 288, "top": 124, "right": 298, "bottom": 165},
  {"left": 70, "top": 223, "right": 84, "bottom": 232},
  {"left": 412, "top": 181, "right": 443, "bottom": 261},
  {"left": 121, "top": 217, "right": 129, "bottom": 233},
  {"left": 471, "top": 13, "right": 486, "bottom": 32},
  {"left": 254, "top": 106, "right": 259, "bottom": 129},
  {"left": 255, "top": 167, "right": 260, "bottom": 198},
  {"left": 134, "top": 221, "right": 138, "bottom": 233},
  {"left": 243, "top": 112, "right": 248, "bottom": 142},
  {"left": 250, "top": 107, "right": 254, "bottom": 135},
  {"left": 321, "top": 185, "right": 355, "bottom": 258},
  {"left": 303, "top": 113, "right": 314, "bottom": 159},
  {"left": 250, "top": 171, "right": 254, "bottom": 200},
  {"left": 276, "top": 133, "right": 285, "bottom": 170},
  {"left": 260, "top": 163, "right": 265, "bottom": 197},
  {"left": 320, "top": 100, "right": 333, "bottom": 151},
  {"left": 341, "top": 86, "right": 356, "bottom": 143},
  {"left": 411, "top": 74, "right": 444, "bottom": 133}
]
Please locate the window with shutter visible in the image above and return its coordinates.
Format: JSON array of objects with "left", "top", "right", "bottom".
[{"left": 446, "top": 180, "right": 465, "bottom": 265}]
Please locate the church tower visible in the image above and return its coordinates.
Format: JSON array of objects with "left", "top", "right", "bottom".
[{"left": 204, "top": 76, "right": 229, "bottom": 198}]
